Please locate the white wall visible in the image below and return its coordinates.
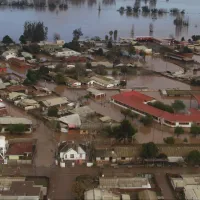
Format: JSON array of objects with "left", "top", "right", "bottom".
[{"left": 61, "top": 148, "right": 86, "bottom": 160}]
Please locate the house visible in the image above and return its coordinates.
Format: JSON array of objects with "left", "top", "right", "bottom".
[
  {"left": 59, "top": 114, "right": 81, "bottom": 129},
  {"left": 0, "top": 102, "right": 8, "bottom": 117},
  {"left": 0, "top": 117, "right": 33, "bottom": 134},
  {"left": 21, "top": 51, "right": 33, "bottom": 59},
  {"left": 6, "top": 139, "right": 36, "bottom": 164},
  {"left": 96, "top": 147, "right": 139, "bottom": 164},
  {"left": 15, "top": 99, "right": 40, "bottom": 110},
  {"left": 84, "top": 189, "right": 130, "bottom": 200},
  {"left": 91, "top": 61, "right": 113, "bottom": 68},
  {"left": 170, "top": 174, "right": 200, "bottom": 200},
  {"left": 41, "top": 97, "right": 68, "bottom": 110},
  {"left": 56, "top": 39, "right": 65, "bottom": 45},
  {"left": 2, "top": 50, "right": 17, "bottom": 60},
  {"left": 38, "top": 41, "right": 62, "bottom": 53},
  {"left": 8, "top": 58, "right": 30, "bottom": 69},
  {"left": 0, "top": 63, "right": 8, "bottom": 73},
  {"left": 87, "top": 88, "right": 106, "bottom": 99},
  {"left": 58, "top": 142, "right": 86, "bottom": 162},
  {"left": 8, "top": 92, "right": 28, "bottom": 101},
  {"left": 7, "top": 85, "right": 28, "bottom": 93},
  {"left": 99, "top": 177, "right": 151, "bottom": 189},
  {"left": 111, "top": 91, "right": 200, "bottom": 128},
  {"left": 54, "top": 48, "right": 81, "bottom": 57},
  {"left": 138, "top": 190, "right": 158, "bottom": 200},
  {"left": 66, "top": 77, "right": 81, "bottom": 87},
  {"left": 64, "top": 56, "right": 87, "bottom": 63},
  {"left": 134, "top": 46, "right": 152, "bottom": 54},
  {"left": 71, "top": 106, "right": 95, "bottom": 118},
  {"left": 89, "top": 75, "right": 118, "bottom": 88},
  {"left": 0, "top": 176, "right": 47, "bottom": 200}
]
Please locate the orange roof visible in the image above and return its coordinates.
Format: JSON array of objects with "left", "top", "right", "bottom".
[
  {"left": 112, "top": 91, "right": 200, "bottom": 123},
  {"left": 7, "top": 142, "right": 33, "bottom": 155}
]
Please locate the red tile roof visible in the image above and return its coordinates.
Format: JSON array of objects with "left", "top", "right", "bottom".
[
  {"left": 112, "top": 91, "right": 200, "bottom": 123},
  {"left": 7, "top": 85, "right": 27, "bottom": 92},
  {"left": 7, "top": 142, "right": 33, "bottom": 155}
]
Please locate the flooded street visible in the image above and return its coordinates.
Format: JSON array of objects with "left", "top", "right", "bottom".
[
  {"left": 5, "top": 102, "right": 56, "bottom": 167},
  {"left": 1, "top": 0, "right": 200, "bottom": 41}
]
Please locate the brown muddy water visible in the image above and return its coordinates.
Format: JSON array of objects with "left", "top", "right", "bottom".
[{"left": 38, "top": 76, "right": 200, "bottom": 144}]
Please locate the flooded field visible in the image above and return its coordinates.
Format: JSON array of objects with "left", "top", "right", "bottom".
[{"left": 1, "top": 0, "right": 200, "bottom": 41}]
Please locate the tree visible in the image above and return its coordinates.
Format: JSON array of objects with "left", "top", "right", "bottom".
[
  {"left": 23, "top": 21, "right": 48, "bottom": 42},
  {"left": 109, "top": 30, "right": 113, "bottom": 40},
  {"left": 23, "top": 44, "right": 40, "bottom": 54},
  {"left": 181, "top": 37, "right": 185, "bottom": 41},
  {"left": 96, "top": 48, "right": 104, "bottom": 56},
  {"left": 73, "top": 28, "right": 83, "bottom": 41},
  {"left": 140, "top": 115, "right": 153, "bottom": 126},
  {"left": 2, "top": 35, "right": 14, "bottom": 44},
  {"left": 141, "top": 142, "right": 158, "bottom": 158},
  {"left": 190, "top": 124, "right": 200, "bottom": 137},
  {"left": 114, "top": 30, "right": 118, "bottom": 41},
  {"left": 174, "top": 126, "right": 184, "bottom": 137},
  {"left": 105, "top": 35, "right": 109, "bottom": 41},
  {"left": 48, "top": 107, "right": 58, "bottom": 117},
  {"left": 112, "top": 70, "right": 118, "bottom": 76},
  {"left": 53, "top": 33, "right": 60, "bottom": 42},
  {"left": 128, "top": 45, "right": 136, "bottom": 55},
  {"left": 164, "top": 137, "right": 175, "bottom": 144},
  {"left": 171, "top": 100, "right": 185, "bottom": 113},
  {"left": 72, "top": 181, "right": 85, "bottom": 200},
  {"left": 8, "top": 124, "right": 26, "bottom": 134},
  {"left": 19, "top": 35, "right": 26, "bottom": 44},
  {"left": 157, "top": 153, "right": 167, "bottom": 159},
  {"left": 24, "top": 69, "right": 40, "bottom": 85},
  {"left": 121, "top": 109, "right": 132, "bottom": 119},
  {"left": 107, "top": 41, "right": 112, "bottom": 48},
  {"left": 187, "top": 150, "right": 200, "bottom": 165},
  {"left": 55, "top": 73, "right": 66, "bottom": 84},
  {"left": 106, "top": 119, "right": 137, "bottom": 142}
]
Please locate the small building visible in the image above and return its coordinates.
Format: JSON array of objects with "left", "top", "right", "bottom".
[
  {"left": 0, "top": 176, "right": 47, "bottom": 199},
  {"left": 0, "top": 102, "right": 8, "bottom": 117},
  {"left": 71, "top": 106, "right": 95, "bottom": 118},
  {"left": 21, "top": 51, "right": 33, "bottom": 59},
  {"left": 41, "top": 97, "right": 68, "bottom": 110},
  {"left": 134, "top": 46, "right": 152, "bottom": 54},
  {"left": 54, "top": 48, "right": 81, "bottom": 57},
  {"left": 7, "top": 85, "right": 28, "bottom": 93},
  {"left": 84, "top": 189, "right": 122, "bottom": 200},
  {"left": 66, "top": 77, "right": 81, "bottom": 87},
  {"left": 8, "top": 58, "right": 30, "bottom": 68},
  {"left": 87, "top": 88, "right": 106, "bottom": 99},
  {"left": 99, "top": 177, "right": 151, "bottom": 189},
  {"left": 89, "top": 75, "right": 118, "bottom": 88},
  {"left": 0, "top": 117, "right": 33, "bottom": 134},
  {"left": 58, "top": 142, "right": 86, "bottom": 162},
  {"left": 15, "top": 99, "right": 40, "bottom": 110},
  {"left": 59, "top": 114, "right": 81, "bottom": 129},
  {"left": 138, "top": 190, "right": 158, "bottom": 200},
  {"left": 2, "top": 50, "right": 17, "bottom": 60},
  {"left": 6, "top": 140, "right": 36, "bottom": 164},
  {"left": 56, "top": 40, "right": 65, "bottom": 45},
  {"left": 8, "top": 92, "right": 28, "bottom": 101},
  {"left": 96, "top": 149, "right": 117, "bottom": 163},
  {"left": 91, "top": 61, "right": 113, "bottom": 68}
]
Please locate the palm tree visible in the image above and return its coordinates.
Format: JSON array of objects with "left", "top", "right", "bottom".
[{"left": 109, "top": 30, "right": 113, "bottom": 40}]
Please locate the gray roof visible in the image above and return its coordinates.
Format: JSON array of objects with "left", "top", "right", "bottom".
[
  {"left": 71, "top": 106, "right": 95, "bottom": 118},
  {"left": 41, "top": 97, "right": 68, "bottom": 107},
  {"left": 59, "top": 114, "right": 81, "bottom": 127},
  {"left": 96, "top": 149, "right": 117, "bottom": 158},
  {"left": 0, "top": 117, "right": 32, "bottom": 125},
  {"left": 58, "top": 142, "right": 86, "bottom": 153},
  {"left": 87, "top": 88, "right": 105, "bottom": 96}
]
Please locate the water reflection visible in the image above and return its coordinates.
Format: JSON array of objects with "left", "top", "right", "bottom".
[{"left": 102, "top": 0, "right": 115, "bottom": 6}]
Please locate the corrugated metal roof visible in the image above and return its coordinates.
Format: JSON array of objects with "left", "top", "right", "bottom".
[{"left": 0, "top": 117, "right": 32, "bottom": 125}]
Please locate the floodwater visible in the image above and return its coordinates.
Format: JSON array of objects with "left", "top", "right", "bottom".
[
  {"left": 4, "top": 102, "right": 56, "bottom": 167},
  {"left": 38, "top": 77, "right": 200, "bottom": 144},
  {"left": 1, "top": 0, "right": 200, "bottom": 41}
]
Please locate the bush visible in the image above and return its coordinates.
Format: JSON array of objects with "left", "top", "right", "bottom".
[
  {"left": 148, "top": 101, "right": 174, "bottom": 113},
  {"left": 48, "top": 107, "right": 58, "bottom": 117},
  {"left": 164, "top": 137, "right": 175, "bottom": 144},
  {"left": 140, "top": 115, "right": 153, "bottom": 126}
]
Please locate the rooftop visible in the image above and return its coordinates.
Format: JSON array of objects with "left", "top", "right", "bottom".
[
  {"left": 7, "top": 85, "right": 27, "bottom": 93},
  {"left": 112, "top": 91, "right": 200, "bottom": 123},
  {"left": 0, "top": 117, "right": 32, "bottom": 125},
  {"left": 71, "top": 106, "right": 95, "bottom": 118},
  {"left": 41, "top": 97, "right": 68, "bottom": 107},
  {"left": 7, "top": 141, "right": 34, "bottom": 155},
  {"left": 87, "top": 88, "right": 105, "bottom": 96}
]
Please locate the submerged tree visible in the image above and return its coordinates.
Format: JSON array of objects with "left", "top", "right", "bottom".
[
  {"left": 23, "top": 21, "right": 48, "bottom": 42},
  {"left": 2, "top": 35, "right": 14, "bottom": 44}
]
